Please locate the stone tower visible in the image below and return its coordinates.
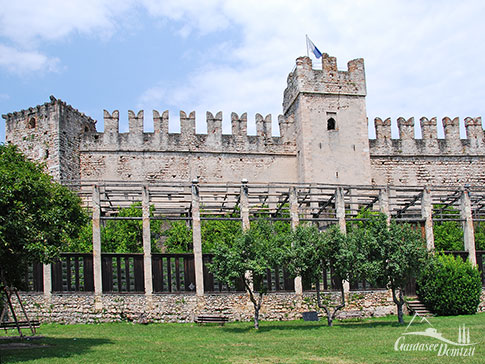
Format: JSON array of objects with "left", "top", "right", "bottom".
[
  {"left": 283, "top": 54, "right": 371, "bottom": 184},
  {"left": 3, "top": 96, "right": 96, "bottom": 182}
]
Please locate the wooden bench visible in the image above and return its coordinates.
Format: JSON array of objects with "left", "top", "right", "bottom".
[
  {"left": 195, "top": 316, "right": 228, "bottom": 326},
  {"left": 0, "top": 320, "right": 40, "bottom": 330}
]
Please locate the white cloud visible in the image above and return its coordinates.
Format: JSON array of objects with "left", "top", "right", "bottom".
[
  {"left": 140, "top": 0, "right": 230, "bottom": 36},
  {"left": 0, "top": 0, "right": 134, "bottom": 46},
  {"left": 1, "top": 0, "right": 484, "bottom": 124},
  {"left": 0, "top": 0, "right": 134, "bottom": 74},
  {"left": 0, "top": 44, "right": 60, "bottom": 74},
  {"left": 136, "top": 0, "right": 485, "bottom": 133},
  {"left": 137, "top": 63, "right": 285, "bottom": 134}
]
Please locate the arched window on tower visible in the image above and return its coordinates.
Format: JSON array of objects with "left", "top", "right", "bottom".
[
  {"left": 27, "top": 117, "right": 36, "bottom": 129},
  {"left": 327, "top": 117, "right": 336, "bottom": 131}
]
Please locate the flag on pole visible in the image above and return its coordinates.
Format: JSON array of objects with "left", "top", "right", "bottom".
[{"left": 306, "top": 35, "right": 322, "bottom": 59}]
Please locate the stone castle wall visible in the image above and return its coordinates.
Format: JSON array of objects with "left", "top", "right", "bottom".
[
  {"left": 14, "top": 290, "right": 485, "bottom": 325},
  {"left": 80, "top": 110, "right": 297, "bottom": 183},
  {"left": 2, "top": 55, "right": 485, "bottom": 187},
  {"left": 15, "top": 290, "right": 396, "bottom": 324},
  {"left": 369, "top": 116, "right": 485, "bottom": 186}
]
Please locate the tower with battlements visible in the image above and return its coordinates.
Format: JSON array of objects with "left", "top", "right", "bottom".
[
  {"left": 283, "top": 54, "right": 370, "bottom": 185},
  {"left": 3, "top": 96, "right": 96, "bottom": 182}
]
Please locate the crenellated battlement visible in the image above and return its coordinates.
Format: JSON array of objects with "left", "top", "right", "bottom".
[
  {"left": 81, "top": 109, "right": 296, "bottom": 155},
  {"left": 283, "top": 54, "right": 366, "bottom": 115},
  {"left": 2, "top": 96, "right": 96, "bottom": 182},
  {"left": 369, "top": 116, "right": 484, "bottom": 155},
  {"left": 2, "top": 95, "right": 96, "bottom": 126}
]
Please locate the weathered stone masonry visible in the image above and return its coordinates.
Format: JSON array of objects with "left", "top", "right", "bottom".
[
  {"left": 16, "top": 291, "right": 397, "bottom": 324},
  {"left": 370, "top": 116, "right": 485, "bottom": 185},
  {"left": 4, "top": 95, "right": 96, "bottom": 182}
]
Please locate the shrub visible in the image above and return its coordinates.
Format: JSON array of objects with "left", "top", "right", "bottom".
[{"left": 416, "top": 254, "right": 482, "bottom": 315}]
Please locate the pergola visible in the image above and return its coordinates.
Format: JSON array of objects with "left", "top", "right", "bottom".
[{"left": 62, "top": 180, "right": 482, "bottom": 297}]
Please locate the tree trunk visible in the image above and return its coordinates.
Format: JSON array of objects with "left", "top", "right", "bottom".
[
  {"left": 254, "top": 306, "right": 260, "bottom": 330},
  {"left": 397, "top": 301, "right": 404, "bottom": 325},
  {"left": 316, "top": 279, "right": 346, "bottom": 327},
  {"left": 391, "top": 286, "right": 405, "bottom": 325},
  {"left": 245, "top": 280, "right": 263, "bottom": 330},
  {"left": 327, "top": 313, "right": 333, "bottom": 327}
]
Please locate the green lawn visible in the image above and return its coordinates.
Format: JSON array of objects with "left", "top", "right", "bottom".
[{"left": 1, "top": 313, "right": 484, "bottom": 363}]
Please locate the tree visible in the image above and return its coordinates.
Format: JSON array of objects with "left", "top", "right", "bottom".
[
  {"left": 209, "top": 220, "right": 287, "bottom": 329},
  {"left": 286, "top": 224, "right": 359, "bottom": 326},
  {"left": 473, "top": 223, "right": 485, "bottom": 250},
  {"left": 101, "top": 203, "right": 162, "bottom": 253},
  {"left": 201, "top": 219, "right": 242, "bottom": 253},
  {"left": 63, "top": 203, "right": 163, "bottom": 253},
  {"left": 162, "top": 220, "right": 193, "bottom": 253},
  {"left": 0, "top": 144, "right": 87, "bottom": 287},
  {"left": 62, "top": 220, "right": 93, "bottom": 252},
  {"left": 161, "top": 219, "right": 242, "bottom": 253},
  {"left": 433, "top": 205, "right": 464, "bottom": 251},
  {"left": 353, "top": 214, "right": 427, "bottom": 324},
  {"left": 63, "top": 209, "right": 243, "bottom": 254}
]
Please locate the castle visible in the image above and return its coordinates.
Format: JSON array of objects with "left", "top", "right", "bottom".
[
  {"left": 3, "top": 53, "right": 484, "bottom": 187},
  {"left": 5, "top": 53, "right": 485, "bottom": 324}
]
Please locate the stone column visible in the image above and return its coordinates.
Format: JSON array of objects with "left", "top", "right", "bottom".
[
  {"left": 240, "top": 179, "right": 250, "bottom": 231},
  {"left": 380, "top": 187, "right": 394, "bottom": 301},
  {"left": 240, "top": 179, "right": 252, "bottom": 290},
  {"left": 460, "top": 189, "right": 477, "bottom": 266},
  {"left": 191, "top": 180, "right": 205, "bottom": 296},
  {"left": 43, "top": 264, "right": 51, "bottom": 299},
  {"left": 289, "top": 186, "right": 303, "bottom": 295},
  {"left": 421, "top": 187, "right": 435, "bottom": 251},
  {"left": 335, "top": 187, "right": 347, "bottom": 234},
  {"left": 142, "top": 186, "right": 153, "bottom": 296},
  {"left": 92, "top": 185, "right": 103, "bottom": 309},
  {"left": 335, "top": 187, "right": 349, "bottom": 292},
  {"left": 379, "top": 187, "right": 390, "bottom": 224}
]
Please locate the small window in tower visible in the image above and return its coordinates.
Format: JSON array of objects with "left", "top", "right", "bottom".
[
  {"left": 27, "top": 117, "right": 36, "bottom": 129},
  {"left": 327, "top": 117, "right": 336, "bottom": 130},
  {"left": 84, "top": 126, "right": 89, "bottom": 132}
]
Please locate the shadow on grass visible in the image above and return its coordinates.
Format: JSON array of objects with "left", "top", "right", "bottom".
[
  {"left": 222, "top": 318, "right": 414, "bottom": 333},
  {"left": 0, "top": 337, "right": 112, "bottom": 363},
  {"left": 336, "top": 320, "right": 411, "bottom": 329},
  {"left": 222, "top": 323, "right": 323, "bottom": 333}
]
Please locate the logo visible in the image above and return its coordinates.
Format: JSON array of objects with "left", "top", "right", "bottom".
[{"left": 394, "top": 313, "right": 476, "bottom": 357}]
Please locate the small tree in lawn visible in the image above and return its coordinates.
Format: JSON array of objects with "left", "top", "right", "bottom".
[
  {"left": 286, "top": 224, "right": 358, "bottom": 326},
  {"left": 353, "top": 213, "right": 427, "bottom": 324},
  {"left": 209, "top": 220, "right": 286, "bottom": 329}
]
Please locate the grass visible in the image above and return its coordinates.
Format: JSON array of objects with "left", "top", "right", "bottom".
[{"left": 1, "top": 313, "right": 484, "bottom": 363}]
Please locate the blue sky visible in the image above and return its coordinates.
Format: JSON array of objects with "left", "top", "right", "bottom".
[{"left": 1, "top": 0, "right": 484, "bottom": 141}]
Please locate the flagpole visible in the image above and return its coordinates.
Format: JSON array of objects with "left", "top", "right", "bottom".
[{"left": 305, "top": 34, "right": 309, "bottom": 57}]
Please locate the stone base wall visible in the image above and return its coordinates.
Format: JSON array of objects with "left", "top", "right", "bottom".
[
  {"left": 14, "top": 290, "right": 397, "bottom": 324},
  {"left": 479, "top": 291, "right": 485, "bottom": 313}
]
